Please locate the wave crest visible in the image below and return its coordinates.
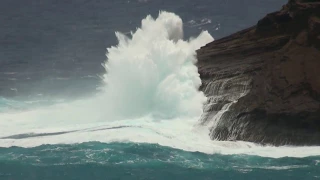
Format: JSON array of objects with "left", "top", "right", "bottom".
[{"left": 102, "top": 11, "right": 213, "bottom": 119}]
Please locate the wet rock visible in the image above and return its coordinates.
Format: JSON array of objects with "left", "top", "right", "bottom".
[{"left": 197, "top": 0, "right": 320, "bottom": 146}]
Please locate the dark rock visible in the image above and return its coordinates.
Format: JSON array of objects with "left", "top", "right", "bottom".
[{"left": 197, "top": 0, "right": 320, "bottom": 146}]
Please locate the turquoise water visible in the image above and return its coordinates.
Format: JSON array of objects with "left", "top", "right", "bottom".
[
  {"left": 0, "top": 142, "right": 319, "bottom": 180},
  {"left": 1, "top": 2, "right": 319, "bottom": 179}
]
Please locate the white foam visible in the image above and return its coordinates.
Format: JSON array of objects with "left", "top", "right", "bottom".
[
  {"left": 257, "top": 165, "right": 309, "bottom": 170},
  {"left": 0, "top": 12, "right": 320, "bottom": 159},
  {"left": 1, "top": 115, "right": 320, "bottom": 158},
  {"left": 100, "top": 11, "right": 211, "bottom": 120}
]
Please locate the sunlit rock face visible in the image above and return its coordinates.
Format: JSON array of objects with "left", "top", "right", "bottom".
[{"left": 197, "top": 0, "right": 320, "bottom": 146}]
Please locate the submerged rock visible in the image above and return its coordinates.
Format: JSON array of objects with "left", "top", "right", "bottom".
[{"left": 197, "top": 0, "right": 320, "bottom": 146}]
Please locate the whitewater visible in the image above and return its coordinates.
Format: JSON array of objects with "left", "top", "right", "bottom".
[{"left": 0, "top": 12, "right": 319, "bottom": 159}]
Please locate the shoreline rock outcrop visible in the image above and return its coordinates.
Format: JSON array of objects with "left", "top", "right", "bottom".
[{"left": 197, "top": 0, "right": 320, "bottom": 145}]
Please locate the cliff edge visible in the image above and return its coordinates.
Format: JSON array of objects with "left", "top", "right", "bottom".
[{"left": 197, "top": 0, "right": 320, "bottom": 145}]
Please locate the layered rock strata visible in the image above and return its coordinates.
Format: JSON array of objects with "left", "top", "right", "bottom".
[{"left": 197, "top": 0, "right": 320, "bottom": 145}]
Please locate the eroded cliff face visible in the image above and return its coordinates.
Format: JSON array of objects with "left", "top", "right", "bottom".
[{"left": 197, "top": 0, "right": 320, "bottom": 145}]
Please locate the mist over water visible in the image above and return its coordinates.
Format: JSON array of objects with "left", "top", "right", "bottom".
[
  {"left": 0, "top": 12, "right": 320, "bottom": 160},
  {"left": 0, "top": 11, "right": 214, "bottom": 148},
  {"left": 2, "top": 1, "right": 320, "bottom": 179},
  {"left": 102, "top": 12, "right": 212, "bottom": 119}
]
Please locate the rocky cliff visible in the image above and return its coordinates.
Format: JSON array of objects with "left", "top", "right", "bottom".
[{"left": 197, "top": 0, "right": 320, "bottom": 146}]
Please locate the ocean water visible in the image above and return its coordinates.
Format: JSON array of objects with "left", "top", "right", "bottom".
[
  {"left": 0, "top": 142, "right": 320, "bottom": 180},
  {"left": 1, "top": 0, "right": 320, "bottom": 179}
]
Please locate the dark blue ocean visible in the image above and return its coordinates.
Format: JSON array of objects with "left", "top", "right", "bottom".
[
  {"left": 1, "top": 0, "right": 320, "bottom": 179},
  {"left": 0, "top": 0, "right": 287, "bottom": 99}
]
